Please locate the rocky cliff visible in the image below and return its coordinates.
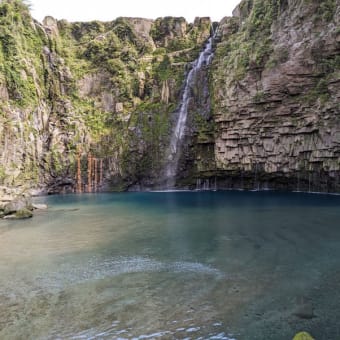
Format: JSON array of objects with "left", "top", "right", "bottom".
[
  {"left": 210, "top": 0, "right": 340, "bottom": 192},
  {"left": 0, "top": 0, "right": 339, "bottom": 199},
  {"left": 0, "top": 0, "right": 211, "bottom": 196}
]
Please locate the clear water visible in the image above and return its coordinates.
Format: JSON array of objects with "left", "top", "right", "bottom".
[{"left": 1, "top": 191, "right": 340, "bottom": 340}]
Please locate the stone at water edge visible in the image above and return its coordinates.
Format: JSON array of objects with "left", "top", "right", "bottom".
[
  {"left": 292, "top": 331, "right": 315, "bottom": 340},
  {"left": 4, "top": 208, "right": 33, "bottom": 219},
  {"left": 0, "top": 189, "right": 34, "bottom": 219},
  {"left": 3, "top": 197, "right": 33, "bottom": 215},
  {"left": 32, "top": 203, "right": 48, "bottom": 210}
]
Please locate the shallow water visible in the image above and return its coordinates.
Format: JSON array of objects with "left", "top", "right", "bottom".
[{"left": 1, "top": 191, "right": 340, "bottom": 339}]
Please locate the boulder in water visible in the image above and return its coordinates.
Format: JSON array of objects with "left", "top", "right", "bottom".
[
  {"left": 0, "top": 188, "right": 34, "bottom": 219},
  {"left": 32, "top": 203, "right": 48, "bottom": 210},
  {"left": 292, "top": 331, "right": 315, "bottom": 340},
  {"left": 3, "top": 197, "right": 33, "bottom": 215},
  {"left": 4, "top": 208, "right": 33, "bottom": 219}
]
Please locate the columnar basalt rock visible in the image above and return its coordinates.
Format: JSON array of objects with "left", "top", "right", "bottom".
[{"left": 210, "top": 0, "right": 340, "bottom": 192}]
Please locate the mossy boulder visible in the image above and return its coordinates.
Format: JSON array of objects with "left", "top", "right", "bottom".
[
  {"left": 3, "top": 196, "right": 32, "bottom": 215},
  {"left": 8, "top": 208, "right": 33, "bottom": 219},
  {"left": 292, "top": 331, "right": 315, "bottom": 340},
  {"left": 1, "top": 192, "right": 34, "bottom": 219}
]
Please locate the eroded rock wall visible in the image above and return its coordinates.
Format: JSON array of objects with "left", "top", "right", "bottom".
[
  {"left": 211, "top": 0, "right": 340, "bottom": 192},
  {"left": 0, "top": 0, "right": 211, "bottom": 193},
  {"left": 0, "top": 3, "right": 87, "bottom": 194}
]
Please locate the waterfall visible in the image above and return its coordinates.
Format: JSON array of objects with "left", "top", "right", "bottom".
[{"left": 164, "top": 35, "right": 215, "bottom": 188}]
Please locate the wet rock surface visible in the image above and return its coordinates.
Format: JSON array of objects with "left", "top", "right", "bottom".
[
  {"left": 293, "top": 297, "right": 315, "bottom": 320},
  {"left": 210, "top": 0, "right": 340, "bottom": 192}
]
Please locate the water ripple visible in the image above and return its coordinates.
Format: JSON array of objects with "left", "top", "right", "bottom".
[
  {"left": 63, "top": 321, "right": 236, "bottom": 340},
  {"left": 0, "top": 256, "right": 225, "bottom": 296}
]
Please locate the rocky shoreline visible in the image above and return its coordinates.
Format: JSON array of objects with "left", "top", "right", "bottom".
[{"left": 0, "top": 186, "right": 47, "bottom": 220}]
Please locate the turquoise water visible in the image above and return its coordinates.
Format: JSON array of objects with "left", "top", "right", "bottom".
[{"left": 1, "top": 191, "right": 340, "bottom": 339}]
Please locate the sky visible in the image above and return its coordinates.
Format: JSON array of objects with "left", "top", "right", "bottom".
[{"left": 28, "top": 0, "right": 241, "bottom": 23}]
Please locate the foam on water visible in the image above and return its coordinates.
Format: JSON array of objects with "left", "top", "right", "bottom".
[
  {"left": 292, "top": 190, "right": 340, "bottom": 196},
  {"left": 0, "top": 256, "right": 224, "bottom": 296},
  {"left": 63, "top": 321, "right": 236, "bottom": 340}
]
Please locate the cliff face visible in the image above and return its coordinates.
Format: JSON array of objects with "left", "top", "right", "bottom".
[
  {"left": 0, "top": 0, "right": 339, "bottom": 195},
  {"left": 0, "top": 0, "right": 211, "bottom": 193},
  {"left": 211, "top": 0, "right": 340, "bottom": 191},
  {"left": 0, "top": 1, "right": 88, "bottom": 193}
]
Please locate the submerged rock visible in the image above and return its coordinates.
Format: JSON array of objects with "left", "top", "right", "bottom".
[{"left": 293, "top": 297, "right": 315, "bottom": 319}]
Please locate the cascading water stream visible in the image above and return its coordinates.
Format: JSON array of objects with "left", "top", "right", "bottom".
[{"left": 164, "top": 35, "right": 215, "bottom": 188}]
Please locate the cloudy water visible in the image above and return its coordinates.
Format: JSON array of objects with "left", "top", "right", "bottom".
[{"left": 1, "top": 191, "right": 340, "bottom": 339}]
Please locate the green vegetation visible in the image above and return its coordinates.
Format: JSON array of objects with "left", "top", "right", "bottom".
[
  {"left": 253, "top": 90, "right": 265, "bottom": 103},
  {"left": 0, "top": 0, "right": 286, "bottom": 190},
  {"left": 214, "top": 0, "right": 280, "bottom": 83},
  {"left": 292, "top": 331, "right": 315, "bottom": 340},
  {"left": 266, "top": 46, "right": 289, "bottom": 69},
  {"left": 0, "top": 0, "right": 44, "bottom": 107},
  {"left": 54, "top": 15, "right": 211, "bottom": 186},
  {"left": 212, "top": 0, "right": 338, "bottom": 112},
  {"left": 317, "top": 0, "right": 336, "bottom": 21},
  {"left": 302, "top": 78, "right": 331, "bottom": 105},
  {"left": 13, "top": 208, "right": 33, "bottom": 219},
  {"left": 0, "top": 0, "right": 211, "bottom": 188}
]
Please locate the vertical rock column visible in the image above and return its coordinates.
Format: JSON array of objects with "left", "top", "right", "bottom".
[
  {"left": 85, "top": 154, "right": 103, "bottom": 192},
  {"left": 76, "top": 149, "right": 82, "bottom": 193},
  {"left": 93, "top": 158, "right": 98, "bottom": 192},
  {"left": 87, "top": 153, "right": 92, "bottom": 193},
  {"left": 100, "top": 159, "right": 103, "bottom": 187}
]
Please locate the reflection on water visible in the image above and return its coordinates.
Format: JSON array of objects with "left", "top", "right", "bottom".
[{"left": 1, "top": 191, "right": 340, "bottom": 339}]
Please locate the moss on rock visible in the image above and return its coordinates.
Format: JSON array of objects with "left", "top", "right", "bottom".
[{"left": 292, "top": 331, "right": 315, "bottom": 340}]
